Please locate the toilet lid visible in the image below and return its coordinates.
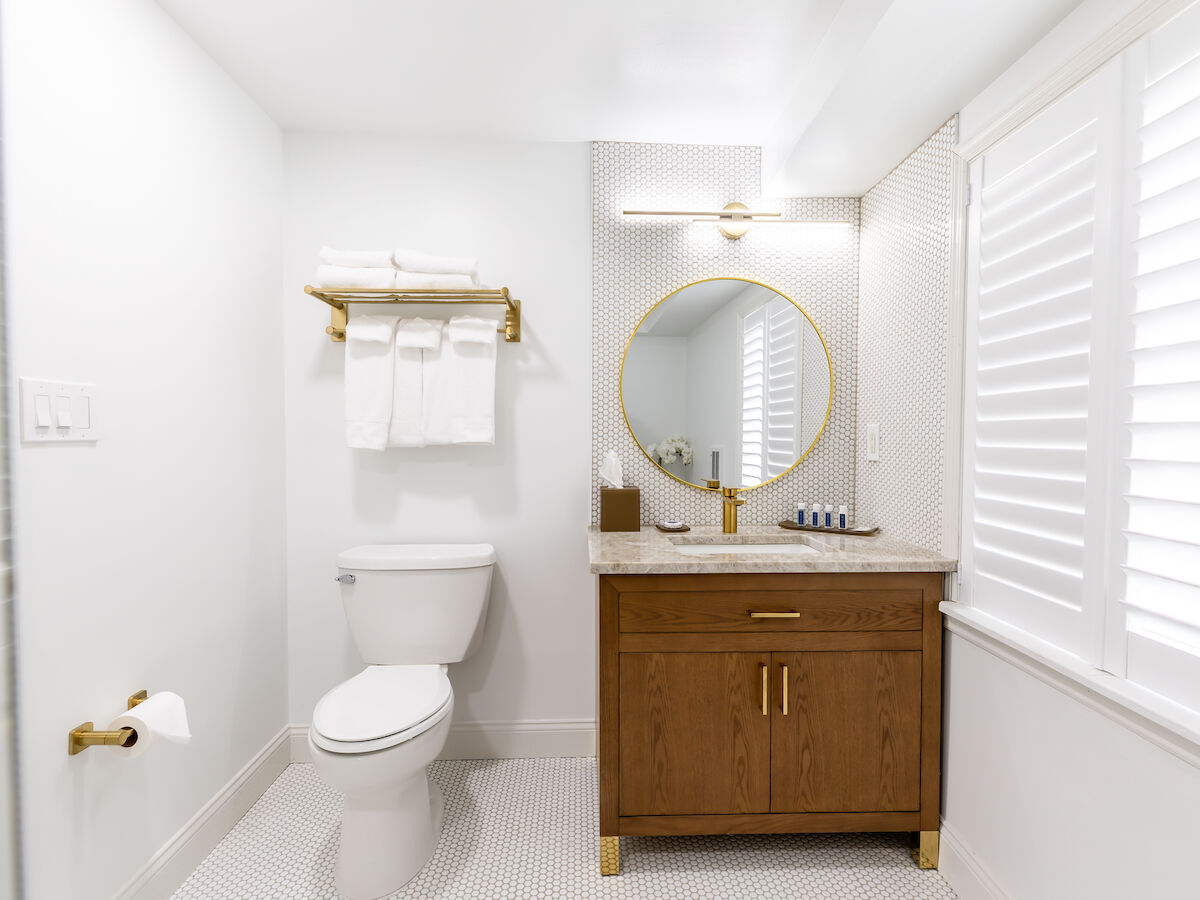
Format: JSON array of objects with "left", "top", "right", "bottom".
[{"left": 312, "top": 665, "right": 452, "bottom": 743}]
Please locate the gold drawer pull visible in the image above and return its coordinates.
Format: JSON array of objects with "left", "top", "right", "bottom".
[
  {"left": 749, "top": 611, "right": 801, "bottom": 618},
  {"left": 760, "top": 663, "right": 768, "bottom": 716},
  {"left": 782, "top": 664, "right": 789, "bottom": 716}
]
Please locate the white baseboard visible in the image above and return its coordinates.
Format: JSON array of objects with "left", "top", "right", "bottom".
[
  {"left": 289, "top": 718, "right": 597, "bottom": 763},
  {"left": 112, "top": 726, "right": 291, "bottom": 900},
  {"left": 440, "top": 719, "right": 596, "bottom": 759},
  {"left": 938, "top": 820, "right": 1010, "bottom": 900}
]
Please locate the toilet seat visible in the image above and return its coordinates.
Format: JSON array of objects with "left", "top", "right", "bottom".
[{"left": 311, "top": 665, "right": 453, "bottom": 754}]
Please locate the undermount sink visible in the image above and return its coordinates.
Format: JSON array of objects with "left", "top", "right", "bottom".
[{"left": 669, "top": 537, "right": 820, "bottom": 557}]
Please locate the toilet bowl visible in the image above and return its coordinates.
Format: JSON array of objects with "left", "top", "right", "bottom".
[{"left": 310, "top": 544, "right": 494, "bottom": 900}]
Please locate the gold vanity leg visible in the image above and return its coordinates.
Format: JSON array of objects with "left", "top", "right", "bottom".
[
  {"left": 600, "top": 835, "right": 620, "bottom": 875},
  {"left": 910, "top": 830, "right": 939, "bottom": 869}
]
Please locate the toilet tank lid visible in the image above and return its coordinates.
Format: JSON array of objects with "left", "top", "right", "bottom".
[{"left": 337, "top": 543, "right": 496, "bottom": 570}]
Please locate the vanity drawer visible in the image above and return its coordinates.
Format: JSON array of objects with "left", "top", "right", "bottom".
[{"left": 617, "top": 589, "right": 923, "bottom": 633}]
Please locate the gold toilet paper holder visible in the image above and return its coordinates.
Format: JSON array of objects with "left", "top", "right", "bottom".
[{"left": 68, "top": 690, "right": 148, "bottom": 756}]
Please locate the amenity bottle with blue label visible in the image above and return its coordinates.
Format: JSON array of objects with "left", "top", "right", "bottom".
[
  {"left": 824, "top": 504, "right": 833, "bottom": 528},
  {"left": 839, "top": 505, "right": 848, "bottom": 529},
  {"left": 811, "top": 503, "right": 821, "bottom": 528},
  {"left": 796, "top": 502, "right": 805, "bottom": 526}
]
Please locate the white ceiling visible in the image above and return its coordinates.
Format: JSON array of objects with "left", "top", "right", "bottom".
[{"left": 156, "top": 0, "right": 1083, "bottom": 196}]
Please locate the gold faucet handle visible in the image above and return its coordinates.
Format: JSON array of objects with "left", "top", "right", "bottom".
[
  {"left": 705, "top": 479, "right": 721, "bottom": 490},
  {"left": 721, "top": 487, "right": 746, "bottom": 505}
]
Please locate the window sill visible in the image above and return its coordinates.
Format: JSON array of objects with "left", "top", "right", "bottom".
[{"left": 939, "top": 601, "right": 1200, "bottom": 769}]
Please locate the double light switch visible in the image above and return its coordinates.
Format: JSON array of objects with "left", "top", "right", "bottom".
[{"left": 20, "top": 378, "right": 98, "bottom": 442}]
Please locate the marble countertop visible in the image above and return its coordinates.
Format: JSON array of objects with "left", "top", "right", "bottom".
[{"left": 588, "top": 525, "right": 957, "bottom": 575}]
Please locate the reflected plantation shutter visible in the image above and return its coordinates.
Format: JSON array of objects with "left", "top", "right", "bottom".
[
  {"left": 741, "top": 298, "right": 801, "bottom": 485},
  {"left": 1114, "top": 3, "right": 1200, "bottom": 710},
  {"left": 961, "top": 65, "right": 1119, "bottom": 657},
  {"left": 741, "top": 306, "right": 766, "bottom": 484}
]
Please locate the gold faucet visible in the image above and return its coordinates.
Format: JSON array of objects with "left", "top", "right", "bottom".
[{"left": 721, "top": 486, "right": 745, "bottom": 533}]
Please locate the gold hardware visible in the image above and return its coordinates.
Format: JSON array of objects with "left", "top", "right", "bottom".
[
  {"left": 749, "top": 611, "right": 802, "bottom": 618},
  {"left": 911, "top": 831, "right": 939, "bottom": 869},
  {"left": 760, "top": 663, "right": 768, "bottom": 716},
  {"left": 305, "top": 285, "right": 521, "bottom": 343},
  {"left": 782, "top": 664, "right": 789, "bottom": 716},
  {"left": 619, "top": 277, "right": 833, "bottom": 495},
  {"left": 69, "top": 723, "right": 137, "bottom": 756},
  {"left": 600, "top": 836, "right": 620, "bottom": 875},
  {"left": 717, "top": 202, "right": 752, "bottom": 240},
  {"left": 705, "top": 479, "right": 721, "bottom": 490},
  {"left": 621, "top": 205, "right": 852, "bottom": 240},
  {"left": 68, "top": 688, "right": 149, "bottom": 755},
  {"left": 721, "top": 486, "right": 746, "bottom": 533}
]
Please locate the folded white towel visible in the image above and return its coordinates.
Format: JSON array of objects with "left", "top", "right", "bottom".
[
  {"left": 344, "top": 313, "right": 398, "bottom": 450},
  {"left": 388, "top": 318, "right": 443, "bottom": 448},
  {"left": 421, "top": 322, "right": 453, "bottom": 446},
  {"left": 447, "top": 315, "right": 498, "bottom": 445},
  {"left": 320, "top": 246, "right": 395, "bottom": 269},
  {"left": 393, "top": 248, "right": 479, "bottom": 278},
  {"left": 317, "top": 265, "right": 397, "bottom": 290},
  {"left": 393, "top": 271, "right": 479, "bottom": 291}
]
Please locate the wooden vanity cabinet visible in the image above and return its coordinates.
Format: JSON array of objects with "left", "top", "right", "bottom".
[{"left": 598, "top": 571, "right": 944, "bottom": 873}]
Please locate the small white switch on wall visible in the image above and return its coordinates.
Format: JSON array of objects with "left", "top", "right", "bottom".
[
  {"left": 20, "top": 378, "right": 98, "bottom": 443},
  {"left": 866, "top": 424, "right": 881, "bottom": 461}
]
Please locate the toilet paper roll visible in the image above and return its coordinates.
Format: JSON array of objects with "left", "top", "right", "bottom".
[{"left": 106, "top": 691, "right": 191, "bottom": 759}]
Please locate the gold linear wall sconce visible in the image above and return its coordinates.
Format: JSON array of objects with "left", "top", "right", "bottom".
[
  {"left": 68, "top": 690, "right": 147, "bottom": 756},
  {"left": 305, "top": 286, "right": 521, "bottom": 343},
  {"left": 622, "top": 202, "right": 852, "bottom": 240}
]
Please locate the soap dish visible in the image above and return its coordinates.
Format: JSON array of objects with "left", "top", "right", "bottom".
[
  {"left": 655, "top": 522, "right": 691, "bottom": 533},
  {"left": 778, "top": 520, "right": 880, "bottom": 536}
]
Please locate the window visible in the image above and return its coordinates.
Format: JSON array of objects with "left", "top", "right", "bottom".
[
  {"left": 961, "top": 1, "right": 1200, "bottom": 716},
  {"left": 741, "top": 296, "right": 800, "bottom": 485}
]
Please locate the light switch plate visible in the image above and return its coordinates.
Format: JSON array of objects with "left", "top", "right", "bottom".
[
  {"left": 866, "top": 424, "right": 880, "bottom": 461},
  {"left": 20, "top": 378, "right": 98, "bottom": 443}
]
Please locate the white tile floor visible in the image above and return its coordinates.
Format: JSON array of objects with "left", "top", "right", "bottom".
[{"left": 172, "top": 759, "right": 957, "bottom": 899}]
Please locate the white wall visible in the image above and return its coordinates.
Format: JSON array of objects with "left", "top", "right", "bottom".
[
  {"left": 283, "top": 135, "right": 593, "bottom": 743},
  {"left": 942, "top": 633, "right": 1200, "bottom": 899},
  {"left": 623, "top": 335, "right": 689, "bottom": 478},
  {"left": 0, "top": 1, "right": 287, "bottom": 897}
]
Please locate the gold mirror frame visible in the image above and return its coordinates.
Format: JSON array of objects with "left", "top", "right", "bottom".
[{"left": 619, "top": 277, "right": 833, "bottom": 493}]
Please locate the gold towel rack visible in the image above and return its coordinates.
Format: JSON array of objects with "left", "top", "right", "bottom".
[{"left": 305, "top": 285, "right": 521, "bottom": 343}]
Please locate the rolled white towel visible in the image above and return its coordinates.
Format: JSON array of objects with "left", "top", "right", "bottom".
[
  {"left": 317, "top": 265, "right": 396, "bottom": 290},
  {"left": 393, "top": 271, "right": 479, "bottom": 291},
  {"left": 393, "top": 248, "right": 479, "bottom": 279},
  {"left": 320, "top": 246, "right": 395, "bottom": 268}
]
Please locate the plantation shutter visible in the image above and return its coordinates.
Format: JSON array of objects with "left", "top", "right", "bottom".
[
  {"left": 764, "top": 297, "right": 801, "bottom": 479},
  {"left": 960, "top": 64, "right": 1119, "bottom": 657},
  {"left": 741, "top": 306, "right": 766, "bottom": 484},
  {"left": 1114, "top": 2, "right": 1200, "bottom": 710}
]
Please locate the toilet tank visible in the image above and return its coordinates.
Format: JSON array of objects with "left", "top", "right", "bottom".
[{"left": 336, "top": 544, "right": 495, "bottom": 665}]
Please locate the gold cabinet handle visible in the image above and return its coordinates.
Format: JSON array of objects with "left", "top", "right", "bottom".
[
  {"left": 782, "top": 664, "right": 789, "bottom": 716},
  {"left": 760, "top": 663, "right": 768, "bottom": 716},
  {"left": 749, "top": 611, "right": 801, "bottom": 618}
]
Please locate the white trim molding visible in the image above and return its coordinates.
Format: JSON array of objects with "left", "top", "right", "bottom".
[
  {"left": 955, "top": 0, "right": 1197, "bottom": 162},
  {"left": 289, "top": 719, "right": 597, "bottom": 764},
  {"left": 111, "top": 727, "right": 291, "bottom": 900},
  {"left": 937, "top": 820, "right": 1010, "bottom": 900},
  {"left": 941, "top": 603, "right": 1200, "bottom": 768}
]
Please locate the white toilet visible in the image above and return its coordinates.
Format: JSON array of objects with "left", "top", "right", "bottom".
[{"left": 309, "top": 543, "right": 495, "bottom": 900}]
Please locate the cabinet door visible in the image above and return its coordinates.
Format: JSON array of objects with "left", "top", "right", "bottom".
[
  {"left": 771, "top": 651, "right": 921, "bottom": 813},
  {"left": 619, "top": 652, "right": 771, "bottom": 816}
]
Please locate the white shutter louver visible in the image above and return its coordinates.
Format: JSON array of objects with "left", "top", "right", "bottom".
[
  {"left": 741, "top": 298, "right": 801, "bottom": 485},
  {"left": 962, "top": 67, "right": 1117, "bottom": 657},
  {"left": 1116, "top": 1, "right": 1200, "bottom": 711}
]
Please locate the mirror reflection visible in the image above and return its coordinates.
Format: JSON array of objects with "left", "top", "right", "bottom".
[{"left": 621, "top": 278, "right": 831, "bottom": 490}]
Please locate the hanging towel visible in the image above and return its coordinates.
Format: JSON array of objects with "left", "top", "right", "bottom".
[
  {"left": 344, "top": 313, "right": 398, "bottom": 450},
  {"left": 388, "top": 318, "right": 443, "bottom": 448},
  {"left": 393, "top": 271, "right": 479, "bottom": 291},
  {"left": 320, "top": 246, "right": 395, "bottom": 269},
  {"left": 421, "top": 322, "right": 452, "bottom": 446},
  {"left": 317, "top": 265, "right": 397, "bottom": 290},
  {"left": 392, "top": 248, "right": 479, "bottom": 279},
  {"left": 446, "top": 315, "right": 499, "bottom": 445}
]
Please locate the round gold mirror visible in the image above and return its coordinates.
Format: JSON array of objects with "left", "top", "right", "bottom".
[{"left": 620, "top": 278, "right": 832, "bottom": 490}]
